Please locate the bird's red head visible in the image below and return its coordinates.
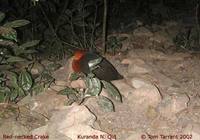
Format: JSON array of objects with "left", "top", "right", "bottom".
[{"left": 72, "top": 50, "right": 85, "bottom": 72}]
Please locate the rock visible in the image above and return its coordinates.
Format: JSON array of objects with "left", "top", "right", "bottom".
[
  {"left": 153, "top": 71, "right": 180, "bottom": 88},
  {"left": 49, "top": 85, "right": 66, "bottom": 92},
  {"left": 150, "top": 31, "right": 168, "bottom": 44},
  {"left": 182, "top": 123, "right": 200, "bottom": 140},
  {"left": 30, "top": 62, "right": 44, "bottom": 75},
  {"left": 70, "top": 79, "right": 86, "bottom": 89},
  {"left": 125, "top": 131, "right": 146, "bottom": 140},
  {"left": 31, "top": 105, "right": 104, "bottom": 140},
  {"left": 128, "top": 63, "right": 151, "bottom": 74},
  {"left": 133, "top": 27, "right": 153, "bottom": 38},
  {"left": 127, "top": 85, "right": 162, "bottom": 109},
  {"left": 55, "top": 80, "right": 68, "bottom": 86},
  {"left": 60, "top": 124, "right": 112, "bottom": 140},
  {"left": 51, "top": 105, "right": 96, "bottom": 128},
  {"left": 84, "top": 97, "right": 106, "bottom": 116},
  {"left": 111, "top": 80, "right": 134, "bottom": 98},
  {"left": 28, "top": 91, "right": 67, "bottom": 117},
  {"left": 176, "top": 106, "right": 200, "bottom": 124},
  {"left": 150, "top": 117, "right": 170, "bottom": 130},
  {"left": 132, "top": 27, "right": 154, "bottom": 48},
  {"left": 31, "top": 125, "right": 50, "bottom": 140},
  {"left": 131, "top": 78, "right": 154, "bottom": 89},
  {"left": 150, "top": 31, "right": 174, "bottom": 48},
  {"left": 146, "top": 106, "right": 158, "bottom": 119},
  {"left": 125, "top": 58, "right": 152, "bottom": 75},
  {"left": 158, "top": 93, "right": 189, "bottom": 119},
  {"left": 121, "top": 59, "right": 132, "bottom": 65},
  {"left": 53, "top": 57, "right": 74, "bottom": 81},
  {"left": 44, "top": 105, "right": 113, "bottom": 140},
  {"left": 31, "top": 125, "right": 71, "bottom": 140},
  {"left": 49, "top": 80, "right": 68, "bottom": 92},
  {"left": 0, "top": 119, "right": 30, "bottom": 136}
]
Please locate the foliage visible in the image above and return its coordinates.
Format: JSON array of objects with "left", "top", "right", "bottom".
[
  {"left": 23, "top": 0, "right": 103, "bottom": 59},
  {"left": 59, "top": 58, "right": 122, "bottom": 112},
  {"left": 106, "top": 36, "right": 127, "bottom": 54},
  {"left": 173, "top": 27, "right": 200, "bottom": 51},
  {"left": 0, "top": 11, "right": 55, "bottom": 103}
]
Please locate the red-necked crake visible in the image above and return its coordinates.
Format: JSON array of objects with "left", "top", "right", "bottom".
[{"left": 72, "top": 50, "right": 123, "bottom": 82}]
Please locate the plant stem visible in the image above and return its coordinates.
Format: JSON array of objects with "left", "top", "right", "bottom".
[
  {"left": 91, "top": 3, "right": 98, "bottom": 49},
  {"left": 103, "top": 0, "right": 108, "bottom": 54}
]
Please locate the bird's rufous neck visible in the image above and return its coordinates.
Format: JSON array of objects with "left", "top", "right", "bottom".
[{"left": 73, "top": 50, "right": 85, "bottom": 61}]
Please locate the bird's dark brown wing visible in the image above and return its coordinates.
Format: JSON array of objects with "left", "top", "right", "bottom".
[
  {"left": 93, "top": 58, "right": 123, "bottom": 82},
  {"left": 79, "top": 52, "right": 123, "bottom": 82}
]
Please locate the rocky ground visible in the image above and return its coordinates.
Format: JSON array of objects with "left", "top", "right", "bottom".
[{"left": 0, "top": 21, "right": 200, "bottom": 140}]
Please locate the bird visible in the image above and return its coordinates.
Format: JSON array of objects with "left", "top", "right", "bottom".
[{"left": 72, "top": 50, "right": 123, "bottom": 82}]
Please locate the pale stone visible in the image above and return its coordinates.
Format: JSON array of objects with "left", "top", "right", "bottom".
[
  {"left": 128, "top": 64, "right": 151, "bottom": 74},
  {"left": 121, "top": 59, "right": 132, "bottom": 65},
  {"left": 44, "top": 105, "right": 111, "bottom": 140},
  {"left": 112, "top": 80, "right": 134, "bottom": 98},
  {"left": 128, "top": 85, "right": 162, "bottom": 109},
  {"left": 30, "top": 62, "right": 44, "bottom": 75},
  {"left": 50, "top": 105, "right": 96, "bottom": 129},
  {"left": 49, "top": 85, "right": 66, "bottom": 92},
  {"left": 31, "top": 125, "right": 49, "bottom": 140},
  {"left": 0, "top": 119, "right": 29, "bottom": 136},
  {"left": 126, "top": 131, "right": 146, "bottom": 140},
  {"left": 28, "top": 91, "right": 67, "bottom": 117},
  {"left": 131, "top": 78, "right": 154, "bottom": 89},
  {"left": 133, "top": 27, "right": 153, "bottom": 37},
  {"left": 60, "top": 124, "right": 112, "bottom": 140},
  {"left": 146, "top": 106, "right": 158, "bottom": 119},
  {"left": 158, "top": 93, "right": 189, "bottom": 119},
  {"left": 182, "top": 123, "right": 200, "bottom": 140},
  {"left": 55, "top": 80, "right": 68, "bottom": 86},
  {"left": 53, "top": 57, "right": 74, "bottom": 81},
  {"left": 70, "top": 79, "right": 86, "bottom": 89}
]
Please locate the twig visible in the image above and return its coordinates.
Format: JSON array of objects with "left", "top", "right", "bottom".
[{"left": 103, "top": 0, "right": 108, "bottom": 54}]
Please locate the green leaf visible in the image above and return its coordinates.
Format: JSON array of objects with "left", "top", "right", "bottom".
[
  {"left": 23, "top": 49, "right": 38, "bottom": 54},
  {"left": 10, "top": 87, "right": 25, "bottom": 101},
  {"left": 0, "top": 77, "right": 6, "bottom": 83},
  {"left": 58, "top": 87, "right": 79, "bottom": 105},
  {"left": 85, "top": 77, "right": 102, "bottom": 96},
  {"left": 7, "top": 56, "right": 27, "bottom": 63},
  {"left": 0, "top": 86, "right": 10, "bottom": 93},
  {"left": 69, "top": 72, "right": 80, "bottom": 81},
  {"left": 32, "top": 83, "right": 45, "bottom": 95},
  {"left": 0, "top": 92, "right": 5, "bottom": 102},
  {"left": 9, "top": 72, "right": 18, "bottom": 88},
  {"left": 46, "top": 63, "right": 61, "bottom": 71},
  {"left": 15, "top": 87, "right": 25, "bottom": 96},
  {"left": 0, "top": 11, "right": 5, "bottom": 23},
  {"left": 58, "top": 87, "right": 78, "bottom": 96},
  {"left": 18, "top": 70, "right": 33, "bottom": 91},
  {"left": 3, "top": 20, "right": 30, "bottom": 28},
  {"left": 0, "top": 65, "right": 13, "bottom": 71},
  {"left": 97, "top": 96, "right": 115, "bottom": 112},
  {"left": 19, "top": 40, "right": 40, "bottom": 49},
  {"left": 0, "top": 27, "right": 17, "bottom": 42},
  {"left": 13, "top": 47, "right": 24, "bottom": 56},
  {"left": 0, "top": 86, "right": 11, "bottom": 102},
  {"left": 101, "top": 80, "right": 122, "bottom": 102}
]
